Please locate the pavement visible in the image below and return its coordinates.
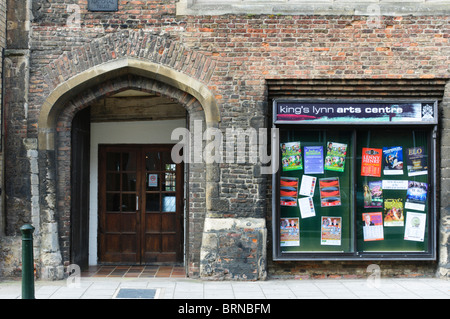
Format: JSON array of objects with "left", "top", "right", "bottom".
[{"left": 0, "top": 276, "right": 449, "bottom": 300}]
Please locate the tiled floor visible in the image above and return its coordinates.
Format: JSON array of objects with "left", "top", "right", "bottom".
[{"left": 81, "top": 265, "right": 186, "bottom": 278}]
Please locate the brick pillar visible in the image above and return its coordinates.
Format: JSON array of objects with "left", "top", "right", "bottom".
[{"left": 439, "top": 81, "right": 450, "bottom": 278}]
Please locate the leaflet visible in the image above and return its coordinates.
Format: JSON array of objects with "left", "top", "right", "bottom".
[
  {"left": 321, "top": 217, "right": 342, "bottom": 246},
  {"left": 319, "top": 177, "right": 341, "bottom": 207},
  {"left": 383, "top": 198, "right": 404, "bottom": 227},
  {"left": 299, "top": 175, "right": 316, "bottom": 197},
  {"left": 298, "top": 196, "right": 316, "bottom": 219},
  {"left": 382, "top": 146, "right": 404, "bottom": 175},
  {"left": 405, "top": 181, "right": 428, "bottom": 211},
  {"left": 280, "top": 218, "right": 300, "bottom": 246},
  {"left": 404, "top": 212, "right": 426, "bottom": 242},
  {"left": 280, "top": 176, "right": 299, "bottom": 207},
  {"left": 363, "top": 180, "right": 383, "bottom": 208},
  {"left": 361, "top": 148, "right": 382, "bottom": 177},
  {"left": 281, "top": 141, "right": 303, "bottom": 171},
  {"left": 406, "top": 146, "right": 427, "bottom": 176},
  {"left": 324, "top": 142, "right": 347, "bottom": 172},
  {"left": 304, "top": 146, "right": 324, "bottom": 174},
  {"left": 362, "top": 212, "right": 384, "bottom": 241}
]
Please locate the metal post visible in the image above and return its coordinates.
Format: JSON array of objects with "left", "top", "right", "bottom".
[{"left": 20, "top": 224, "right": 35, "bottom": 299}]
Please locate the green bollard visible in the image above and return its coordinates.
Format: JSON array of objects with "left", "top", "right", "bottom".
[{"left": 20, "top": 224, "right": 35, "bottom": 299}]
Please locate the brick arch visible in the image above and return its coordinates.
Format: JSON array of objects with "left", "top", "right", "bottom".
[
  {"left": 38, "top": 56, "right": 219, "bottom": 150},
  {"left": 36, "top": 54, "right": 220, "bottom": 279},
  {"left": 53, "top": 74, "right": 209, "bottom": 269}
]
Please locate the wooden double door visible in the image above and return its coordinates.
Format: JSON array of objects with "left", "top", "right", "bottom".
[{"left": 98, "top": 144, "right": 183, "bottom": 264}]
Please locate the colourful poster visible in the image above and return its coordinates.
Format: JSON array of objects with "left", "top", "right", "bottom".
[
  {"left": 406, "top": 146, "right": 427, "bottom": 176},
  {"left": 363, "top": 180, "right": 383, "bottom": 208},
  {"left": 321, "top": 217, "right": 342, "bottom": 246},
  {"left": 361, "top": 148, "right": 382, "bottom": 177},
  {"left": 383, "top": 198, "right": 404, "bottom": 226},
  {"left": 280, "top": 177, "right": 299, "bottom": 207},
  {"left": 281, "top": 141, "right": 303, "bottom": 171},
  {"left": 304, "top": 146, "right": 324, "bottom": 174},
  {"left": 319, "top": 177, "right": 341, "bottom": 207},
  {"left": 324, "top": 142, "right": 347, "bottom": 172},
  {"left": 280, "top": 218, "right": 300, "bottom": 246},
  {"left": 405, "top": 181, "right": 428, "bottom": 211},
  {"left": 362, "top": 212, "right": 384, "bottom": 241},
  {"left": 382, "top": 146, "right": 404, "bottom": 175}
]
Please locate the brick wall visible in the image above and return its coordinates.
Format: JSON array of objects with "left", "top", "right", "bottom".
[{"left": 0, "top": 0, "right": 447, "bottom": 278}]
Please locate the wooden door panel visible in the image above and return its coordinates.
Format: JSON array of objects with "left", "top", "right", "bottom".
[{"left": 99, "top": 144, "right": 182, "bottom": 265}]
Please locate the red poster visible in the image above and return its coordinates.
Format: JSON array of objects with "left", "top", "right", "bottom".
[{"left": 361, "top": 148, "right": 382, "bottom": 177}]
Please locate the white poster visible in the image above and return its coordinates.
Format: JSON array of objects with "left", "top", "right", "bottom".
[
  {"left": 404, "top": 212, "right": 426, "bottom": 242},
  {"left": 298, "top": 197, "right": 316, "bottom": 219},
  {"left": 299, "top": 175, "right": 317, "bottom": 197},
  {"left": 382, "top": 180, "right": 408, "bottom": 190}
]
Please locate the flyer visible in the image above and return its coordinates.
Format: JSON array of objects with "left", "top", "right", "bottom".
[
  {"left": 319, "top": 177, "right": 341, "bottom": 207},
  {"left": 406, "top": 146, "right": 428, "bottom": 176},
  {"left": 361, "top": 148, "right": 382, "bottom": 177},
  {"left": 299, "top": 175, "right": 317, "bottom": 197},
  {"left": 304, "top": 146, "right": 324, "bottom": 174},
  {"left": 324, "top": 142, "right": 347, "bottom": 172},
  {"left": 382, "top": 179, "right": 409, "bottom": 190},
  {"left": 363, "top": 180, "right": 383, "bottom": 208},
  {"left": 383, "top": 198, "right": 404, "bottom": 226},
  {"left": 404, "top": 212, "right": 426, "bottom": 242},
  {"left": 280, "top": 218, "right": 300, "bottom": 246},
  {"left": 280, "top": 176, "right": 299, "bottom": 206},
  {"left": 362, "top": 212, "right": 384, "bottom": 241},
  {"left": 382, "top": 146, "right": 404, "bottom": 175},
  {"left": 298, "top": 197, "right": 316, "bottom": 219},
  {"left": 405, "top": 181, "right": 428, "bottom": 211},
  {"left": 321, "top": 217, "right": 342, "bottom": 246},
  {"left": 281, "top": 141, "right": 303, "bottom": 171}
]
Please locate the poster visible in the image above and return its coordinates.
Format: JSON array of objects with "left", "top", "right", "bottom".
[
  {"left": 405, "top": 181, "right": 428, "bottom": 211},
  {"left": 299, "top": 175, "right": 316, "bottom": 197},
  {"left": 298, "top": 197, "right": 316, "bottom": 219},
  {"left": 280, "top": 177, "right": 299, "bottom": 206},
  {"left": 324, "top": 142, "right": 347, "bottom": 172},
  {"left": 281, "top": 141, "right": 303, "bottom": 171},
  {"left": 280, "top": 218, "right": 300, "bottom": 246},
  {"left": 404, "top": 212, "right": 426, "bottom": 242},
  {"left": 406, "top": 146, "right": 427, "bottom": 176},
  {"left": 362, "top": 212, "right": 384, "bottom": 241},
  {"left": 382, "top": 146, "right": 404, "bottom": 175},
  {"left": 304, "top": 146, "right": 324, "bottom": 174},
  {"left": 319, "top": 177, "right": 341, "bottom": 207},
  {"left": 361, "top": 148, "right": 382, "bottom": 177},
  {"left": 383, "top": 198, "right": 404, "bottom": 226},
  {"left": 321, "top": 217, "right": 342, "bottom": 246},
  {"left": 148, "top": 174, "right": 158, "bottom": 187},
  {"left": 363, "top": 180, "right": 383, "bottom": 208}
]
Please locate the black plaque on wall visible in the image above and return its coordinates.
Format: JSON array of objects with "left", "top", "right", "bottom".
[{"left": 88, "top": 0, "right": 118, "bottom": 11}]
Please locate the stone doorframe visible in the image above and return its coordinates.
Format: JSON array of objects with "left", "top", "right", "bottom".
[{"left": 36, "top": 57, "right": 222, "bottom": 279}]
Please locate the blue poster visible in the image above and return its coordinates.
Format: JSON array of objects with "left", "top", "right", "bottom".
[{"left": 304, "top": 146, "right": 324, "bottom": 174}]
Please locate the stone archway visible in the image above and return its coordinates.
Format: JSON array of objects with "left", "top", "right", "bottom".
[{"left": 37, "top": 57, "right": 220, "bottom": 279}]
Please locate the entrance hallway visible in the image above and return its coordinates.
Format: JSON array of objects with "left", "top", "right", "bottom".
[{"left": 81, "top": 265, "right": 186, "bottom": 278}]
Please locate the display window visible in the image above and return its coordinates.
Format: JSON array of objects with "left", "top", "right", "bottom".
[{"left": 272, "top": 101, "right": 437, "bottom": 260}]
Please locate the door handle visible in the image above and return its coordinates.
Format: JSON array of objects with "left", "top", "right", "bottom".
[{"left": 136, "top": 195, "right": 139, "bottom": 211}]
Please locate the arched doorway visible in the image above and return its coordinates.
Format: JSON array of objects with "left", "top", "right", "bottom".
[{"left": 37, "top": 58, "right": 220, "bottom": 275}]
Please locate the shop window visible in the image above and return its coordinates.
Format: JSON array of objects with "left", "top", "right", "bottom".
[{"left": 273, "top": 100, "right": 437, "bottom": 260}]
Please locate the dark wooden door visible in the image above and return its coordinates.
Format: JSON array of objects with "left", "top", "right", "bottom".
[
  {"left": 98, "top": 144, "right": 183, "bottom": 264},
  {"left": 71, "top": 107, "right": 90, "bottom": 270}
]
